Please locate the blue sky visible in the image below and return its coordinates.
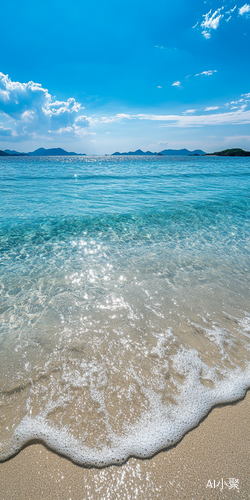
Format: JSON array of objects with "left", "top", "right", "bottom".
[{"left": 0, "top": 0, "right": 250, "bottom": 154}]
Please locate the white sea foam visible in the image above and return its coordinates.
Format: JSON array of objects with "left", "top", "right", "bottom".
[{"left": 1, "top": 361, "right": 250, "bottom": 466}]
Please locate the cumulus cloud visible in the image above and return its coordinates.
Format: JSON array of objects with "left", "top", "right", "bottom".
[
  {"left": 195, "top": 70, "right": 217, "bottom": 76},
  {"left": 0, "top": 72, "right": 92, "bottom": 141},
  {"left": 239, "top": 3, "right": 250, "bottom": 15},
  {"left": 172, "top": 81, "right": 181, "bottom": 87}
]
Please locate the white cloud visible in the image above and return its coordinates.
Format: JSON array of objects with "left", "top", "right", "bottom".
[
  {"left": 230, "top": 98, "right": 246, "bottom": 107},
  {"left": 157, "top": 86, "right": 162, "bottom": 89},
  {"left": 98, "top": 113, "right": 132, "bottom": 124},
  {"left": 0, "top": 126, "right": 13, "bottom": 137},
  {"left": 195, "top": 70, "right": 217, "bottom": 76},
  {"left": 202, "top": 30, "right": 211, "bottom": 38},
  {"left": 52, "top": 124, "right": 95, "bottom": 138},
  {"left": 239, "top": 4, "right": 250, "bottom": 15},
  {"left": 0, "top": 89, "right": 10, "bottom": 101},
  {"left": 205, "top": 106, "right": 219, "bottom": 111},
  {"left": 148, "top": 140, "right": 169, "bottom": 147},
  {"left": 183, "top": 109, "right": 197, "bottom": 114},
  {"left": 225, "top": 134, "right": 250, "bottom": 141},
  {"left": 21, "top": 110, "right": 35, "bottom": 120},
  {"left": 0, "top": 72, "right": 91, "bottom": 141},
  {"left": 198, "top": 6, "right": 239, "bottom": 37},
  {"left": 2, "top": 71, "right": 250, "bottom": 145},
  {"left": 197, "top": 4, "right": 246, "bottom": 37},
  {"left": 99, "top": 106, "right": 250, "bottom": 128},
  {"left": 201, "top": 8, "right": 224, "bottom": 38},
  {"left": 143, "top": 108, "right": 250, "bottom": 127},
  {"left": 226, "top": 5, "right": 237, "bottom": 13}
]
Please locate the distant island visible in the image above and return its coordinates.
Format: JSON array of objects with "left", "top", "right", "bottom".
[
  {"left": 2, "top": 147, "right": 250, "bottom": 158},
  {"left": 112, "top": 148, "right": 206, "bottom": 156},
  {"left": 29, "top": 148, "right": 86, "bottom": 156},
  {"left": 1, "top": 148, "right": 86, "bottom": 156},
  {"left": 205, "top": 148, "right": 250, "bottom": 157},
  {"left": 159, "top": 148, "right": 206, "bottom": 156},
  {"left": 0, "top": 150, "right": 10, "bottom": 156},
  {"left": 113, "top": 149, "right": 157, "bottom": 156}
]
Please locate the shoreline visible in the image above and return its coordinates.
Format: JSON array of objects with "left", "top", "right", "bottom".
[{"left": 1, "top": 390, "right": 249, "bottom": 499}]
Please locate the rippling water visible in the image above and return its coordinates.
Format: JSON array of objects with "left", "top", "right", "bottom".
[{"left": 0, "top": 155, "right": 250, "bottom": 465}]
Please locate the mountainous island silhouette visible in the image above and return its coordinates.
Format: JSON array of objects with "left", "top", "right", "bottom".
[
  {"left": 1, "top": 147, "right": 250, "bottom": 157},
  {"left": 112, "top": 148, "right": 206, "bottom": 156},
  {"left": 2, "top": 148, "right": 86, "bottom": 156}
]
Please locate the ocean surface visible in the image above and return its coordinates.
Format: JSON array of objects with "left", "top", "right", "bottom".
[{"left": 0, "top": 155, "right": 250, "bottom": 466}]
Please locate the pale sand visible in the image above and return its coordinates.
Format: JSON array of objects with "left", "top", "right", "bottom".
[{"left": 0, "top": 391, "right": 249, "bottom": 499}]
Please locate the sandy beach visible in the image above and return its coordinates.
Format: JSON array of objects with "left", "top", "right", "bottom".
[{"left": 0, "top": 390, "right": 249, "bottom": 499}]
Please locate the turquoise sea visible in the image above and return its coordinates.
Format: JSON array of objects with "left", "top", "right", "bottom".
[{"left": 0, "top": 155, "right": 250, "bottom": 466}]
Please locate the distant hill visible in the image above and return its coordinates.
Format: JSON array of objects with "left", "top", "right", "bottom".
[
  {"left": 206, "top": 148, "right": 250, "bottom": 157},
  {"left": 4, "top": 149, "right": 25, "bottom": 155},
  {"left": 159, "top": 148, "right": 206, "bottom": 156},
  {"left": 4, "top": 149, "right": 28, "bottom": 156},
  {"left": 29, "top": 148, "right": 86, "bottom": 156},
  {"left": 0, "top": 150, "right": 10, "bottom": 156},
  {"left": 3, "top": 148, "right": 86, "bottom": 156},
  {"left": 112, "top": 149, "right": 157, "bottom": 156},
  {"left": 112, "top": 148, "right": 206, "bottom": 156}
]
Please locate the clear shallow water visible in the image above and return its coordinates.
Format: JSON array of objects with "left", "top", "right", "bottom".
[{"left": 0, "top": 155, "right": 250, "bottom": 466}]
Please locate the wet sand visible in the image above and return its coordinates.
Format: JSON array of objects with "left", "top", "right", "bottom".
[{"left": 1, "top": 390, "right": 249, "bottom": 499}]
